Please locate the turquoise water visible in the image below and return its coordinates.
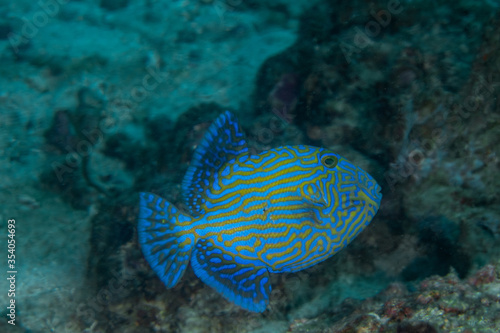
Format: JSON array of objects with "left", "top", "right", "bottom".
[{"left": 0, "top": 0, "right": 499, "bottom": 332}]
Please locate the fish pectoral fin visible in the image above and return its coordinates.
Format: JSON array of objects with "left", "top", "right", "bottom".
[
  {"left": 191, "top": 239, "right": 271, "bottom": 312},
  {"left": 300, "top": 183, "right": 328, "bottom": 208},
  {"left": 290, "top": 198, "right": 324, "bottom": 225}
]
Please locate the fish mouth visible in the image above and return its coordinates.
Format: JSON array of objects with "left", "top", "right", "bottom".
[{"left": 356, "top": 165, "right": 382, "bottom": 203}]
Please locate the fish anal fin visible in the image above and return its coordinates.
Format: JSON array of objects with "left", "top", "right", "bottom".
[{"left": 191, "top": 239, "right": 270, "bottom": 312}]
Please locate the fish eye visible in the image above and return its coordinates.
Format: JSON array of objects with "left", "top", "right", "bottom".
[{"left": 321, "top": 155, "right": 338, "bottom": 168}]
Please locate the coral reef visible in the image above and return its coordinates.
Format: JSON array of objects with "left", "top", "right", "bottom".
[{"left": 287, "top": 261, "right": 500, "bottom": 332}]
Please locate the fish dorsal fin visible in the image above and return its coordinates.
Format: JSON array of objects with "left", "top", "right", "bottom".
[
  {"left": 191, "top": 239, "right": 271, "bottom": 312},
  {"left": 182, "top": 111, "right": 248, "bottom": 216}
]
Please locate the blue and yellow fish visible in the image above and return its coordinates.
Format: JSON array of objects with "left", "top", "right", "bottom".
[{"left": 138, "top": 111, "right": 382, "bottom": 312}]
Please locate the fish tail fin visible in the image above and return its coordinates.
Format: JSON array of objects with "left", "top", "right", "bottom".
[{"left": 138, "top": 192, "right": 196, "bottom": 288}]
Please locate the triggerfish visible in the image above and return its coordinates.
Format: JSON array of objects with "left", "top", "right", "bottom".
[{"left": 138, "top": 111, "right": 382, "bottom": 312}]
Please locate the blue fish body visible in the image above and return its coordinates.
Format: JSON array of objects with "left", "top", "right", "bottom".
[{"left": 138, "top": 111, "right": 382, "bottom": 312}]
